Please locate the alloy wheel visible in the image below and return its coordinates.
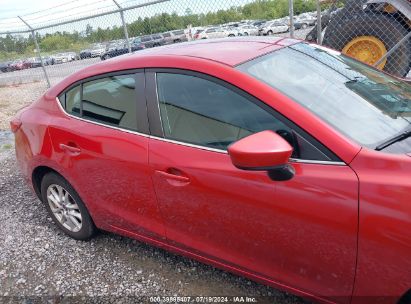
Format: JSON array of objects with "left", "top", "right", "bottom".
[{"left": 46, "top": 184, "right": 82, "bottom": 232}]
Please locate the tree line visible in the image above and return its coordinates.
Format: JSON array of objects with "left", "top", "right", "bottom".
[{"left": 0, "top": 0, "right": 319, "bottom": 60}]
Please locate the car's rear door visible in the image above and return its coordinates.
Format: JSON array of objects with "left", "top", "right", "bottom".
[
  {"left": 48, "top": 70, "right": 165, "bottom": 240},
  {"left": 146, "top": 69, "right": 359, "bottom": 303}
]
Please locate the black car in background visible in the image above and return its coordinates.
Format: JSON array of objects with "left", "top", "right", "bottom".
[
  {"left": 141, "top": 34, "right": 165, "bottom": 48},
  {"left": 100, "top": 38, "right": 145, "bottom": 60},
  {"left": 0, "top": 61, "right": 12, "bottom": 72},
  {"left": 79, "top": 49, "right": 92, "bottom": 59},
  {"left": 28, "top": 56, "right": 55, "bottom": 67}
]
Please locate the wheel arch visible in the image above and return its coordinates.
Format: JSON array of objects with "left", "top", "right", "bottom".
[
  {"left": 32, "top": 166, "right": 61, "bottom": 200},
  {"left": 31, "top": 163, "right": 98, "bottom": 227}
]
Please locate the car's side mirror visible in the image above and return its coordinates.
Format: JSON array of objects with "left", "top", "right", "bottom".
[{"left": 228, "top": 130, "right": 295, "bottom": 181}]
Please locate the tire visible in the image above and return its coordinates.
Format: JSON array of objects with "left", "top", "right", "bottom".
[
  {"left": 41, "top": 172, "right": 96, "bottom": 240},
  {"left": 302, "top": 23, "right": 308, "bottom": 29},
  {"left": 228, "top": 34, "right": 235, "bottom": 37},
  {"left": 323, "top": 12, "right": 411, "bottom": 77},
  {"left": 244, "top": 32, "right": 249, "bottom": 36},
  {"left": 267, "top": 30, "right": 273, "bottom": 36}
]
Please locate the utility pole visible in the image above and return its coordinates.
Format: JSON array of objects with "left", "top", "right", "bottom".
[
  {"left": 18, "top": 16, "right": 51, "bottom": 88},
  {"left": 112, "top": 0, "right": 132, "bottom": 53},
  {"left": 289, "top": 0, "right": 294, "bottom": 38}
]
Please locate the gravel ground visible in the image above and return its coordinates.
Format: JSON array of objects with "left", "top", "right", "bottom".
[
  {"left": 0, "top": 135, "right": 307, "bottom": 303},
  {"left": 0, "top": 82, "right": 47, "bottom": 130}
]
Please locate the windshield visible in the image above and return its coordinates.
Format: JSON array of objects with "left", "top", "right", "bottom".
[{"left": 237, "top": 42, "right": 411, "bottom": 150}]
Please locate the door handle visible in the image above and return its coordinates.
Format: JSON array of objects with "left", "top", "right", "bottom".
[
  {"left": 59, "top": 143, "right": 81, "bottom": 156},
  {"left": 155, "top": 169, "right": 190, "bottom": 186}
]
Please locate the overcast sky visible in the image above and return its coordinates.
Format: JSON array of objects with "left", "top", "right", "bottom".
[{"left": 0, "top": 0, "right": 251, "bottom": 34}]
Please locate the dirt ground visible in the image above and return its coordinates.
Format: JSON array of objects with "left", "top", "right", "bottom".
[{"left": 0, "top": 81, "right": 48, "bottom": 130}]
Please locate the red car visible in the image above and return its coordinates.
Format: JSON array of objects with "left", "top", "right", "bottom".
[
  {"left": 11, "top": 37, "right": 411, "bottom": 304},
  {"left": 10, "top": 59, "right": 31, "bottom": 70}
]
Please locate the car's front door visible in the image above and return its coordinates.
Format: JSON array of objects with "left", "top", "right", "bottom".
[
  {"left": 48, "top": 71, "right": 165, "bottom": 240},
  {"left": 146, "top": 70, "right": 358, "bottom": 303}
]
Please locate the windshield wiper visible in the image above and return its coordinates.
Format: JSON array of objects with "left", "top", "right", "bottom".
[{"left": 375, "top": 129, "right": 411, "bottom": 151}]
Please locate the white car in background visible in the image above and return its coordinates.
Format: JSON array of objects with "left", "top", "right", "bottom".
[
  {"left": 222, "top": 26, "right": 242, "bottom": 37},
  {"left": 52, "top": 52, "right": 76, "bottom": 64},
  {"left": 238, "top": 24, "right": 259, "bottom": 36},
  {"left": 259, "top": 21, "right": 289, "bottom": 35},
  {"left": 90, "top": 44, "right": 106, "bottom": 57},
  {"left": 195, "top": 27, "right": 227, "bottom": 39},
  {"left": 195, "top": 27, "right": 241, "bottom": 39}
]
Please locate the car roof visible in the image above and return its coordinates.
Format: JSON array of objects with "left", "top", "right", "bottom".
[
  {"left": 131, "top": 37, "right": 298, "bottom": 66},
  {"left": 48, "top": 37, "right": 300, "bottom": 96}
]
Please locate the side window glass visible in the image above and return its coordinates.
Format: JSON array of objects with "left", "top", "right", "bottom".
[
  {"left": 81, "top": 75, "right": 137, "bottom": 130},
  {"left": 156, "top": 73, "right": 293, "bottom": 151},
  {"left": 156, "top": 73, "right": 332, "bottom": 161},
  {"left": 58, "top": 86, "right": 81, "bottom": 117},
  {"left": 58, "top": 86, "right": 80, "bottom": 116},
  {"left": 66, "top": 86, "right": 81, "bottom": 116}
]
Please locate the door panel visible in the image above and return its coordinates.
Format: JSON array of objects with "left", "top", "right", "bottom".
[
  {"left": 148, "top": 70, "right": 358, "bottom": 302},
  {"left": 49, "top": 118, "right": 165, "bottom": 238},
  {"left": 149, "top": 138, "right": 358, "bottom": 302},
  {"left": 49, "top": 71, "right": 164, "bottom": 239}
]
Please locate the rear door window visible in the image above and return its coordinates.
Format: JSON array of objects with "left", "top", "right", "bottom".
[
  {"left": 82, "top": 75, "right": 137, "bottom": 130},
  {"left": 58, "top": 85, "right": 81, "bottom": 117},
  {"left": 58, "top": 74, "right": 139, "bottom": 131}
]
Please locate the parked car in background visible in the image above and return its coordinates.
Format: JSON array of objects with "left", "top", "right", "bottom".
[
  {"left": 27, "top": 57, "right": 43, "bottom": 68},
  {"left": 12, "top": 37, "right": 411, "bottom": 304},
  {"left": 79, "top": 48, "right": 92, "bottom": 59},
  {"left": 252, "top": 20, "right": 267, "bottom": 27},
  {"left": 0, "top": 61, "right": 12, "bottom": 72},
  {"left": 259, "top": 21, "right": 289, "bottom": 35},
  {"left": 28, "top": 56, "right": 54, "bottom": 68},
  {"left": 193, "top": 29, "right": 205, "bottom": 39},
  {"left": 222, "top": 26, "right": 242, "bottom": 37},
  {"left": 105, "top": 42, "right": 121, "bottom": 52},
  {"left": 293, "top": 16, "right": 316, "bottom": 30},
  {"left": 141, "top": 34, "right": 165, "bottom": 48},
  {"left": 195, "top": 27, "right": 240, "bottom": 39},
  {"left": 298, "top": 13, "right": 317, "bottom": 26},
  {"left": 238, "top": 24, "right": 259, "bottom": 36},
  {"left": 162, "top": 29, "right": 188, "bottom": 45},
  {"left": 43, "top": 56, "right": 55, "bottom": 65},
  {"left": 90, "top": 44, "right": 106, "bottom": 58},
  {"left": 293, "top": 18, "right": 310, "bottom": 30},
  {"left": 53, "top": 52, "right": 76, "bottom": 64},
  {"left": 9, "top": 59, "right": 31, "bottom": 70},
  {"left": 101, "top": 38, "right": 145, "bottom": 60}
]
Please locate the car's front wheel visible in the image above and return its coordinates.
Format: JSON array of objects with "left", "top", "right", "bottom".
[{"left": 41, "top": 172, "right": 96, "bottom": 240}]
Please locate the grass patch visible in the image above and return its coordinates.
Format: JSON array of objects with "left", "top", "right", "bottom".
[{"left": 2, "top": 144, "right": 12, "bottom": 150}]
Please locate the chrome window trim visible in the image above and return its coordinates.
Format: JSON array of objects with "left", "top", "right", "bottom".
[
  {"left": 148, "top": 136, "right": 346, "bottom": 166},
  {"left": 149, "top": 135, "right": 229, "bottom": 154},
  {"left": 55, "top": 97, "right": 346, "bottom": 166},
  {"left": 289, "top": 158, "right": 345, "bottom": 166}
]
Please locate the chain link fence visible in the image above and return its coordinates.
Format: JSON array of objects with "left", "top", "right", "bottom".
[{"left": 0, "top": 0, "right": 410, "bottom": 112}]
